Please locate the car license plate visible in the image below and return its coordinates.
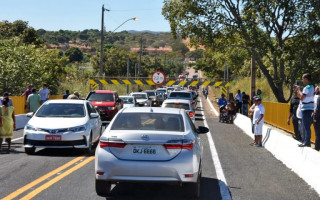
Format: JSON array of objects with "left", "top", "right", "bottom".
[
  {"left": 132, "top": 146, "right": 156, "bottom": 155},
  {"left": 45, "top": 135, "right": 61, "bottom": 141}
]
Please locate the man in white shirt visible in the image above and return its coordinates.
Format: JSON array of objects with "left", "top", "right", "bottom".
[
  {"left": 297, "top": 73, "right": 314, "bottom": 147},
  {"left": 235, "top": 90, "right": 243, "bottom": 113},
  {"left": 39, "top": 84, "right": 50, "bottom": 104},
  {"left": 253, "top": 96, "right": 265, "bottom": 147}
]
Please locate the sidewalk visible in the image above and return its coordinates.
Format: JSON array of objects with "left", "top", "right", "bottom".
[{"left": 206, "top": 97, "right": 320, "bottom": 196}]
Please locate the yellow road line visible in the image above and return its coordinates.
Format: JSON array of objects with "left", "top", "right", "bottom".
[
  {"left": 1, "top": 156, "right": 85, "bottom": 200},
  {"left": 20, "top": 156, "right": 95, "bottom": 200}
]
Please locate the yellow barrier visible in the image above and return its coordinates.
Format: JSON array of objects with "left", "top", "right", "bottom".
[
  {"left": 262, "top": 101, "right": 315, "bottom": 143},
  {"left": 11, "top": 95, "right": 63, "bottom": 115}
]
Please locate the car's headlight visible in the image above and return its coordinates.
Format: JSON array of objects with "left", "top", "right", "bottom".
[
  {"left": 107, "top": 107, "right": 115, "bottom": 110},
  {"left": 25, "top": 125, "right": 38, "bottom": 131},
  {"left": 68, "top": 125, "right": 87, "bottom": 132}
]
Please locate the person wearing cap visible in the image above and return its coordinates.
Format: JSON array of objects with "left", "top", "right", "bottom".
[
  {"left": 252, "top": 95, "right": 265, "bottom": 147},
  {"left": 67, "top": 91, "right": 80, "bottom": 99},
  {"left": 0, "top": 96, "right": 16, "bottom": 153},
  {"left": 27, "top": 88, "right": 41, "bottom": 113}
]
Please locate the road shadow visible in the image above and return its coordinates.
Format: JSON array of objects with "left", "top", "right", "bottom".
[{"left": 105, "top": 177, "right": 221, "bottom": 200}]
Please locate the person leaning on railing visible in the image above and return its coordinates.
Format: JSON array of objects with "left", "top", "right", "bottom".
[{"left": 287, "top": 85, "right": 302, "bottom": 141}]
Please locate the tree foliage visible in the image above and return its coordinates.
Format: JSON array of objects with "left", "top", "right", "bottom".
[
  {"left": 65, "top": 47, "right": 84, "bottom": 62},
  {"left": 163, "top": 0, "right": 320, "bottom": 102},
  {"left": 0, "top": 38, "right": 68, "bottom": 95}
]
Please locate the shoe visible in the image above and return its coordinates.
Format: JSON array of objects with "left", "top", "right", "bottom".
[
  {"left": 298, "top": 143, "right": 311, "bottom": 147},
  {"left": 255, "top": 143, "right": 262, "bottom": 147}
]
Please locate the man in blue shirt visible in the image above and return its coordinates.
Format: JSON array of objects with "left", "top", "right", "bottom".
[{"left": 218, "top": 94, "right": 227, "bottom": 111}]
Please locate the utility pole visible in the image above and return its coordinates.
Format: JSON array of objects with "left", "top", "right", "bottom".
[
  {"left": 127, "top": 58, "right": 130, "bottom": 95},
  {"left": 99, "top": 4, "right": 110, "bottom": 89},
  {"left": 250, "top": 55, "right": 256, "bottom": 100},
  {"left": 138, "top": 34, "right": 143, "bottom": 77}
]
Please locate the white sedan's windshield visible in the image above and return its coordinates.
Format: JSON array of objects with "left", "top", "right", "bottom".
[{"left": 36, "top": 103, "right": 85, "bottom": 117}]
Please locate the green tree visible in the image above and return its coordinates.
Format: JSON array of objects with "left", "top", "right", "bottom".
[
  {"left": 65, "top": 47, "right": 84, "bottom": 62},
  {"left": 0, "top": 38, "right": 68, "bottom": 95},
  {"left": 163, "top": 0, "right": 320, "bottom": 102}
]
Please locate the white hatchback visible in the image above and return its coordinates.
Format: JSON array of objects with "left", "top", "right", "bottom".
[{"left": 23, "top": 99, "right": 102, "bottom": 155}]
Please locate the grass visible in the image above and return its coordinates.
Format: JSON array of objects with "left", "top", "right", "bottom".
[{"left": 214, "top": 77, "right": 291, "bottom": 102}]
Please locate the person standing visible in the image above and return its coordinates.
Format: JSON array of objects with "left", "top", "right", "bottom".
[
  {"left": 253, "top": 96, "right": 265, "bottom": 147},
  {"left": 67, "top": 91, "right": 80, "bottom": 99},
  {"left": 39, "top": 84, "right": 50, "bottom": 104},
  {"left": 235, "top": 90, "right": 243, "bottom": 113},
  {"left": 313, "top": 85, "right": 320, "bottom": 151},
  {"left": 287, "top": 85, "right": 302, "bottom": 141},
  {"left": 0, "top": 97, "right": 16, "bottom": 153},
  {"left": 0, "top": 92, "right": 13, "bottom": 106},
  {"left": 21, "top": 84, "right": 33, "bottom": 101},
  {"left": 63, "top": 90, "right": 70, "bottom": 99},
  {"left": 297, "top": 73, "right": 314, "bottom": 147},
  {"left": 249, "top": 97, "right": 257, "bottom": 146},
  {"left": 27, "top": 89, "right": 41, "bottom": 113},
  {"left": 242, "top": 92, "right": 249, "bottom": 116}
]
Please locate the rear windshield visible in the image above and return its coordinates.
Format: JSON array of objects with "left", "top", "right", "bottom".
[
  {"left": 169, "top": 92, "right": 192, "bottom": 98},
  {"left": 120, "top": 97, "right": 134, "bottom": 104},
  {"left": 87, "top": 93, "right": 114, "bottom": 101},
  {"left": 145, "top": 91, "right": 156, "bottom": 96},
  {"left": 111, "top": 113, "right": 184, "bottom": 132},
  {"left": 132, "top": 94, "right": 147, "bottom": 99},
  {"left": 163, "top": 103, "right": 190, "bottom": 110},
  {"left": 36, "top": 103, "right": 85, "bottom": 117}
]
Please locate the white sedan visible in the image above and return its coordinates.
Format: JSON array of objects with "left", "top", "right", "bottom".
[
  {"left": 23, "top": 99, "right": 102, "bottom": 155},
  {"left": 119, "top": 95, "right": 137, "bottom": 108},
  {"left": 95, "top": 107, "right": 209, "bottom": 198}
]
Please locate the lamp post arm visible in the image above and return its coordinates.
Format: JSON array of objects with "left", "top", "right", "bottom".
[{"left": 113, "top": 17, "right": 138, "bottom": 32}]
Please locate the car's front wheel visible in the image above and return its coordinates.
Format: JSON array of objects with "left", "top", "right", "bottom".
[
  {"left": 95, "top": 179, "right": 111, "bottom": 197},
  {"left": 25, "top": 147, "right": 36, "bottom": 155},
  {"left": 83, "top": 134, "right": 93, "bottom": 155}
]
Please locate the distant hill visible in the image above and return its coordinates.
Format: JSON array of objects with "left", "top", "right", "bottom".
[{"left": 127, "top": 30, "right": 170, "bottom": 34}]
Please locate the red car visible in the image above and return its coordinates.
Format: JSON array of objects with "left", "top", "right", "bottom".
[{"left": 86, "top": 90, "right": 123, "bottom": 122}]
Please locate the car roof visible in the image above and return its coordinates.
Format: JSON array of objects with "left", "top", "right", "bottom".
[
  {"left": 170, "top": 90, "right": 192, "bottom": 93},
  {"left": 120, "top": 95, "right": 134, "bottom": 98},
  {"left": 163, "top": 99, "right": 191, "bottom": 104},
  {"left": 121, "top": 107, "right": 183, "bottom": 115},
  {"left": 44, "top": 99, "right": 87, "bottom": 104},
  {"left": 131, "top": 92, "right": 147, "bottom": 95},
  {"left": 93, "top": 90, "right": 116, "bottom": 94},
  {"left": 143, "top": 90, "right": 156, "bottom": 92}
]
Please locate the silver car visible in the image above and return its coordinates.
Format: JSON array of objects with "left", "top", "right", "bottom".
[
  {"left": 95, "top": 107, "right": 209, "bottom": 198},
  {"left": 162, "top": 99, "right": 196, "bottom": 123}
]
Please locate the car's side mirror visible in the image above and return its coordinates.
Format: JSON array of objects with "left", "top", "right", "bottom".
[
  {"left": 26, "top": 112, "right": 34, "bottom": 118},
  {"left": 90, "top": 113, "right": 99, "bottom": 118},
  {"left": 197, "top": 126, "right": 209, "bottom": 134}
]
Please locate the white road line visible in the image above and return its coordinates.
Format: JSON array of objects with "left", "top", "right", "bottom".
[
  {"left": 2, "top": 137, "right": 23, "bottom": 144},
  {"left": 200, "top": 98, "right": 232, "bottom": 200}
]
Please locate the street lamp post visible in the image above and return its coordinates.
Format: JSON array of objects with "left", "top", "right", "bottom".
[{"left": 98, "top": 5, "right": 138, "bottom": 89}]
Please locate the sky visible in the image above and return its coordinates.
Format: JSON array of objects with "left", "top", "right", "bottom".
[{"left": 0, "top": 0, "right": 171, "bottom": 32}]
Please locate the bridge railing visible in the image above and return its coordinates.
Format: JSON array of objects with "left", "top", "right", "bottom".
[
  {"left": 258, "top": 101, "right": 315, "bottom": 143},
  {"left": 10, "top": 95, "right": 63, "bottom": 115}
]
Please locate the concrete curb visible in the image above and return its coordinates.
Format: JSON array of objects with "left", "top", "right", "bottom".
[{"left": 206, "top": 98, "right": 320, "bottom": 196}]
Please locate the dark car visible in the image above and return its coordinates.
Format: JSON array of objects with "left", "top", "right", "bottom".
[{"left": 86, "top": 90, "right": 123, "bottom": 122}]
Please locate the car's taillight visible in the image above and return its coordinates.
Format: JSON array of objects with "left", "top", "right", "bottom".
[
  {"left": 174, "top": 102, "right": 180, "bottom": 104},
  {"left": 99, "top": 141, "right": 126, "bottom": 148},
  {"left": 163, "top": 140, "right": 194, "bottom": 150},
  {"left": 191, "top": 101, "right": 195, "bottom": 104},
  {"left": 189, "top": 111, "right": 195, "bottom": 117}
]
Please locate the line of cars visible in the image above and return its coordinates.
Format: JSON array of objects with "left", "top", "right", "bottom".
[{"left": 22, "top": 87, "right": 207, "bottom": 198}]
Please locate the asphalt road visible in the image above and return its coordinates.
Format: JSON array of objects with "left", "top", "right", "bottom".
[{"left": 0, "top": 93, "right": 319, "bottom": 200}]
